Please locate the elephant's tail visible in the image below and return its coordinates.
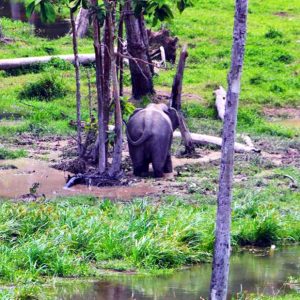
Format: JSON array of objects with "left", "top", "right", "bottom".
[{"left": 126, "top": 111, "right": 152, "bottom": 146}]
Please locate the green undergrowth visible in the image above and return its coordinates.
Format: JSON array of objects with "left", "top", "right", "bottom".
[
  {"left": 0, "top": 147, "right": 27, "bottom": 159},
  {"left": 182, "top": 101, "right": 299, "bottom": 138},
  {"left": 0, "top": 161, "right": 299, "bottom": 289}
]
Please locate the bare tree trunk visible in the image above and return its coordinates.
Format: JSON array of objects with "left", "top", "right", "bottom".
[
  {"left": 124, "top": 0, "right": 154, "bottom": 99},
  {"left": 91, "top": 0, "right": 106, "bottom": 173},
  {"left": 171, "top": 45, "right": 195, "bottom": 154},
  {"left": 0, "top": 25, "right": 3, "bottom": 39},
  {"left": 138, "top": 14, "right": 154, "bottom": 75},
  {"left": 103, "top": 16, "right": 112, "bottom": 166},
  {"left": 70, "top": 10, "right": 82, "bottom": 156},
  {"left": 209, "top": 1, "right": 248, "bottom": 299},
  {"left": 116, "top": 4, "right": 124, "bottom": 97},
  {"left": 75, "top": 7, "right": 90, "bottom": 38},
  {"left": 107, "top": 7, "right": 123, "bottom": 177}
]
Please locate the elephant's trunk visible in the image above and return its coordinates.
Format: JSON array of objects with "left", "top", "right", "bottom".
[{"left": 126, "top": 111, "right": 152, "bottom": 146}]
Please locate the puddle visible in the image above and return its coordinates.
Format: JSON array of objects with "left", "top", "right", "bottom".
[
  {"left": 0, "top": 0, "right": 70, "bottom": 39},
  {"left": 52, "top": 246, "right": 300, "bottom": 299},
  {"left": 0, "top": 158, "right": 158, "bottom": 200}
]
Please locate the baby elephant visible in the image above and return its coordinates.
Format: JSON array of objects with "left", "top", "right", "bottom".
[{"left": 126, "top": 103, "right": 179, "bottom": 178}]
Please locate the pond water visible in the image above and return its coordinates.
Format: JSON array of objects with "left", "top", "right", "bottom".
[
  {"left": 0, "top": 0, "right": 70, "bottom": 39},
  {"left": 53, "top": 247, "right": 300, "bottom": 299}
]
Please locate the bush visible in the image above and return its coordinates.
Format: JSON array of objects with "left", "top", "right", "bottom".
[
  {"left": 19, "top": 73, "right": 68, "bottom": 101},
  {"left": 0, "top": 147, "right": 27, "bottom": 160},
  {"left": 182, "top": 102, "right": 215, "bottom": 119},
  {"left": 265, "top": 28, "right": 283, "bottom": 39}
]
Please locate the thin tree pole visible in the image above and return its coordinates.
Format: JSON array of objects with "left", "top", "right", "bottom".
[
  {"left": 108, "top": 3, "right": 123, "bottom": 177},
  {"left": 171, "top": 44, "right": 195, "bottom": 154},
  {"left": 91, "top": 0, "right": 106, "bottom": 173},
  {"left": 116, "top": 3, "right": 124, "bottom": 97},
  {"left": 209, "top": 1, "right": 248, "bottom": 299},
  {"left": 70, "top": 9, "right": 82, "bottom": 156}
]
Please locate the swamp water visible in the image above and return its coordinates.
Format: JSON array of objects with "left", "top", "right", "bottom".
[
  {"left": 0, "top": 0, "right": 70, "bottom": 39},
  {"left": 50, "top": 247, "right": 300, "bottom": 299}
]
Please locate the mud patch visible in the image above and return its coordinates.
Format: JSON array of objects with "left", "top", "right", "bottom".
[{"left": 263, "top": 107, "right": 300, "bottom": 119}]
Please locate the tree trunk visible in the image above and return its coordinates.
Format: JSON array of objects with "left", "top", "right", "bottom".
[
  {"left": 116, "top": 4, "right": 124, "bottom": 97},
  {"left": 103, "top": 16, "right": 112, "bottom": 166},
  {"left": 75, "top": 7, "right": 90, "bottom": 38},
  {"left": 0, "top": 25, "right": 3, "bottom": 39},
  {"left": 91, "top": 0, "right": 106, "bottom": 173},
  {"left": 209, "top": 1, "right": 248, "bottom": 299},
  {"left": 107, "top": 7, "right": 123, "bottom": 177},
  {"left": 124, "top": 0, "right": 154, "bottom": 99},
  {"left": 0, "top": 54, "right": 96, "bottom": 70},
  {"left": 70, "top": 10, "right": 82, "bottom": 156},
  {"left": 171, "top": 45, "right": 195, "bottom": 154}
]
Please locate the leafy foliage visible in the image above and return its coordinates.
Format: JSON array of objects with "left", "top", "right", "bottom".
[
  {"left": 19, "top": 73, "right": 68, "bottom": 101},
  {"left": 133, "top": 0, "right": 194, "bottom": 25},
  {"left": 26, "top": 0, "right": 56, "bottom": 23}
]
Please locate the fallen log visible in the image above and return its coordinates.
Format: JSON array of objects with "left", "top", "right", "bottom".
[
  {"left": 173, "top": 131, "right": 260, "bottom": 153},
  {"left": 0, "top": 54, "right": 96, "bottom": 70}
]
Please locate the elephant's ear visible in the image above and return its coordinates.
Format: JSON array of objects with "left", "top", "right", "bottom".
[
  {"left": 167, "top": 107, "right": 180, "bottom": 131},
  {"left": 128, "top": 108, "right": 143, "bottom": 120}
]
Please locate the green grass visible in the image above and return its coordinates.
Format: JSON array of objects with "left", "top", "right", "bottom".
[{"left": 0, "top": 147, "right": 27, "bottom": 159}]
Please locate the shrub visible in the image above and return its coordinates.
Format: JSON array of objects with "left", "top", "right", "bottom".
[
  {"left": 182, "top": 102, "right": 215, "bottom": 119},
  {"left": 19, "top": 73, "right": 68, "bottom": 101},
  {"left": 265, "top": 28, "right": 283, "bottom": 39},
  {"left": 0, "top": 147, "right": 27, "bottom": 160}
]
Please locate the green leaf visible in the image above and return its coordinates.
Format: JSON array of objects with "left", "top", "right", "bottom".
[
  {"left": 26, "top": 1, "right": 36, "bottom": 18},
  {"left": 69, "top": 0, "right": 81, "bottom": 11},
  {"left": 40, "top": 1, "right": 56, "bottom": 23}
]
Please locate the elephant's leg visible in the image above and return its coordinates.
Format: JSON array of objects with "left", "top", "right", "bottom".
[
  {"left": 134, "top": 162, "right": 149, "bottom": 177},
  {"left": 129, "top": 146, "right": 149, "bottom": 177},
  {"left": 163, "top": 153, "right": 173, "bottom": 173},
  {"left": 152, "top": 157, "right": 165, "bottom": 178}
]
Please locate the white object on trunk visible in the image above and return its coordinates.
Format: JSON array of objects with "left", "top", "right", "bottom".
[{"left": 214, "top": 85, "right": 227, "bottom": 121}]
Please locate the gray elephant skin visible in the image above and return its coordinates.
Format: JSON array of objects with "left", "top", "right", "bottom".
[{"left": 126, "top": 103, "right": 179, "bottom": 178}]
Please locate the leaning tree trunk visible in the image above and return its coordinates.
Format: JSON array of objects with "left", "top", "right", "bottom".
[
  {"left": 75, "top": 7, "right": 90, "bottom": 38},
  {"left": 209, "top": 1, "right": 248, "bottom": 299},
  {"left": 124, "top": 0, "right": 154, "bottom": 99},
  {"left": 70, "top": 9, "right": 82, "bottom": 156},
  {"left": 171, "top": 45, "right": 195, "bottom": 154},
  {"left": 91, "top": 0, "right": 106, "bottom": 173}
]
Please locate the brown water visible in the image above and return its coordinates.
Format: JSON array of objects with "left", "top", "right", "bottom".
[
  {"left": 51, "top": 247, "right": 300, "bottom": 299},
  {"left": 0, "top": 158, "right": 158, "bottom": 200},
  {"left": 0, "top": 0, "right": 70, "bottom": 39}
]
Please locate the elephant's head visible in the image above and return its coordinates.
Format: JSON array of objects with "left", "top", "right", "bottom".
[{"left": 150, "top": 103, "right": 179, "bottom": 131}]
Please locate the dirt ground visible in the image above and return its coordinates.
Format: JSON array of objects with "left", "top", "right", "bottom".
[{"left": 1, "top": 128, "right": 299, "bottom": 201}]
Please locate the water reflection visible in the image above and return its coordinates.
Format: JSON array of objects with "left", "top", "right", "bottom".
[
  {"left": 55, "top": 247, "right": 300, "bottom": 299},
  {"left": 0, "top": 0, "right": 70, "bottom": 39}
]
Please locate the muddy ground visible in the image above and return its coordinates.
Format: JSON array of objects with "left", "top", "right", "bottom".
[{"left": 0, "top": 128, "right": 299, "bottom": 202}]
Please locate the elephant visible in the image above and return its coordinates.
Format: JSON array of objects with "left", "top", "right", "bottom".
[{"left": 126, "top": 103, "right": 179, "bottom": 178}]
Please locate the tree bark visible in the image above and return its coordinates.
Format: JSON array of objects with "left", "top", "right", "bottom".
[
  {"left": 0, "top": 25, "right": 3, "bottom": 39},
  {"left": 171, "top": 45, "right": 195, "bottom": 154},
  {"left": 116, "top": 4, "right": 124, "bottom": 97},
  {"left": 70, "top": 9, "right": 82, "bottom": 156},
  {"left": 107, "top": 7, "right": 123, "bottom": 177},
  {"left": 124, "top": 0, "right": 154, "bottom": 99},
  {"left": 209, "top": 1, "right": 248, "bottom": 299},
  {"left": 103, "top": 15, "right": 112, "bottom": 166},
  {"left": 91, "top": 0, "right": 106, "bottom": 173},
  {"left": 75, "top": 7, "right": 90, "bottom": 38}
]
